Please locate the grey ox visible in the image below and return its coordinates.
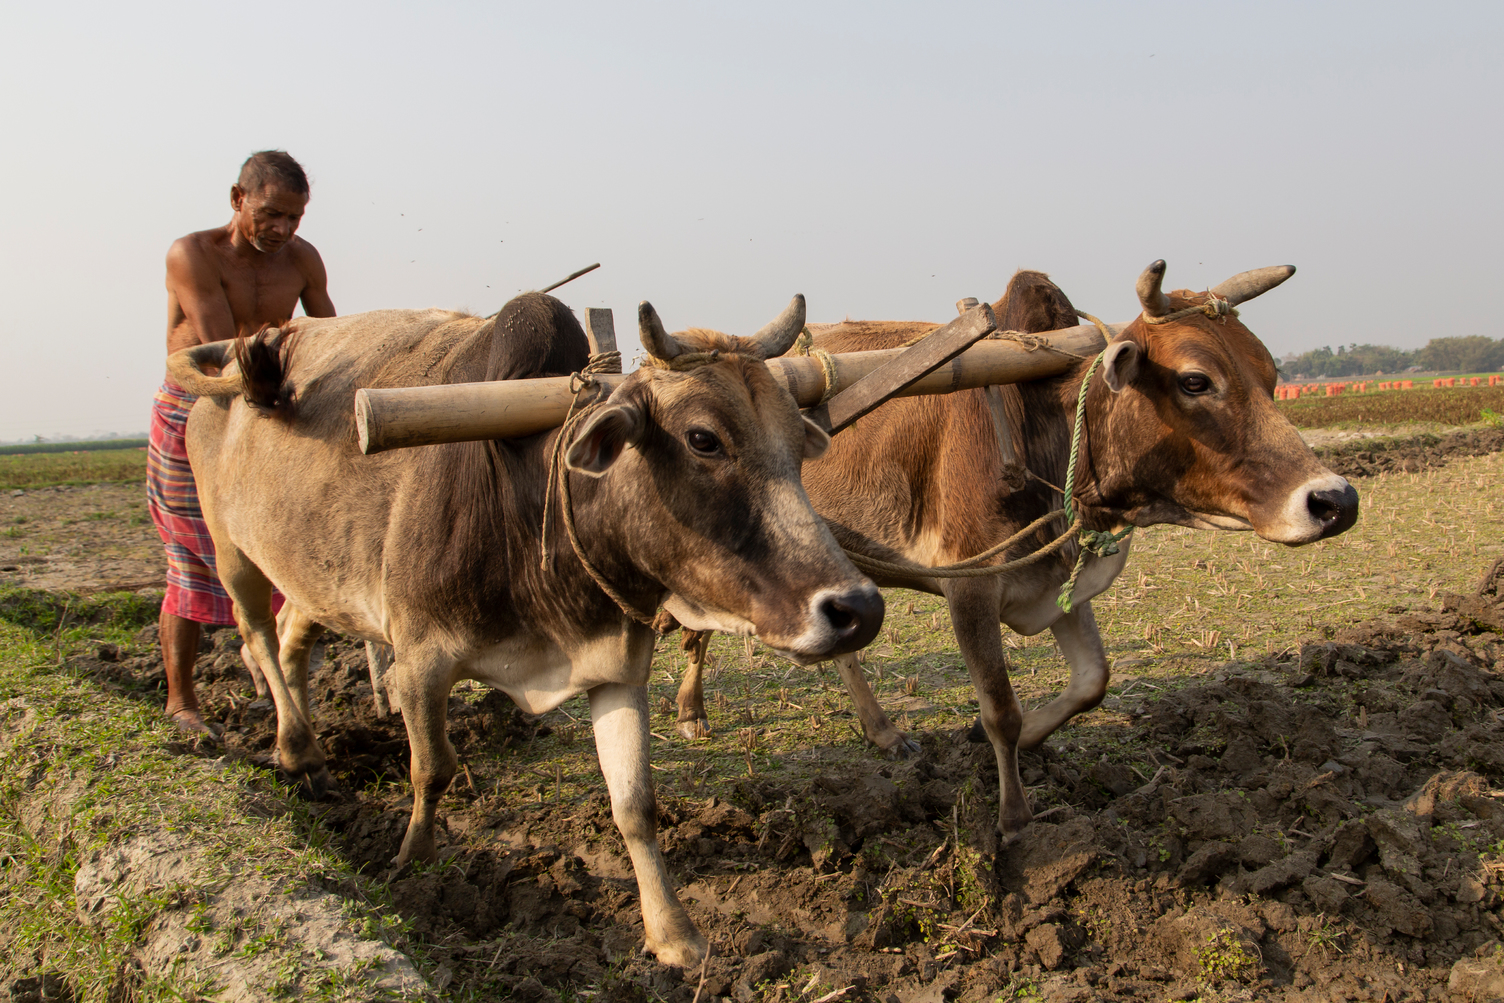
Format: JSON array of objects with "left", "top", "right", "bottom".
[{"left": 167, "top": 292, "right": 883, "bottom": 967}]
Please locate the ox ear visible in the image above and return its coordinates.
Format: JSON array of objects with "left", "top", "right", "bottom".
[
  {"left": 565, "top": 404, "right": 645, "bottom": 477},
  {"left": 801, "top": 416, "right": 831, "bottom": 460},
  {"left": 1101, "top": 338, "right": 1142, "bottom": 393}
]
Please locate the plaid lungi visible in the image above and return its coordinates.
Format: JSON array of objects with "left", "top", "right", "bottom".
[{"left": 147, "top": 382, "right": 281, "bottom": 625}]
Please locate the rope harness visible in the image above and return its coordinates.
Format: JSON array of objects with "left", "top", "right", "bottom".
[
  {"left": 538, "top": 349, "right": 670, "bottom": 627},
  {"left": 842, "top": 310, "right": 1131, "bottom": 612},
  {"left": 543, "top": 308, "right": 1138, "bottom": 629}
]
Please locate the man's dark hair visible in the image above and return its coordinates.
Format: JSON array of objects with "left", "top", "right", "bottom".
[{"left": 237, "top": 150, "right": 310, "bottom": 196}]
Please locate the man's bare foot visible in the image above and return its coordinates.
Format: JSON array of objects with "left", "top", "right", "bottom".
[{"left": 169, "top": 707, "right": 223, "bottom": 738}]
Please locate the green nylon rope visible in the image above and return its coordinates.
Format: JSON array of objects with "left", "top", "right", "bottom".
[{"left": 1057, "top": 350, "right": 1134, "bottom": 613}]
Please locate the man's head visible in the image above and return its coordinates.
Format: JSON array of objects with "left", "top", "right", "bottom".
[{"left": 230, "top": 151, "right": 310, "bottom": 254}]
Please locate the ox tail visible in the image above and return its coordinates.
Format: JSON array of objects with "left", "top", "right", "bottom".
[{"left": 165, "top": 326, "right": 297, "bottom": 417}]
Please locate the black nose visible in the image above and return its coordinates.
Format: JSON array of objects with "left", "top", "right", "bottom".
[
  {"left": 819, "top": 587, "right": 884, "bottom": 654},
  {"left": 1309, "top": 483, "right": 1360, "bottom": 538}
]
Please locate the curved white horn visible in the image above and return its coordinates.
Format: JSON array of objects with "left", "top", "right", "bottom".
[
  {"left": 1211, "top": 265, "right": 1296, "bottom": 306},
  {"left": 1136, "top": 260, "right": 1171, "bottom": 317},
  {"left": 741, "top": 294, "right": 807, "bottom": 360},
  {"left": 638, "top": 301, "right": 683, "bottom": 360}
]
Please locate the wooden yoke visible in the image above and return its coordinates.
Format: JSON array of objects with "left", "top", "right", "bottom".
[
  {"left": 804, "top": 302, "right": 997, "bottom": 435},
  {"left": 354, "top": 315, "right": 1119, "bottom": 454}
]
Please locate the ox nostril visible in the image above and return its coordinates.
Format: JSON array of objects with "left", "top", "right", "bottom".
[
  {"left": 1308, "top": 484, "right": 1360, "bottom": 538},
  {"left": 821, "top": 598, "right": 858, "bottom": 636},
  {"left": 818, "top": 587, "right": 884, "bottom": 652}
]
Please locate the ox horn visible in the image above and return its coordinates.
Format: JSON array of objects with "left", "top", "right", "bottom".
[
  {"left": 739, "top": 294, "right": 807, "bottom": 360},
  {"left": 1210, "top": 265, "right": 1296, "bottom": 306},
  {"left": 638, "top": 301, "right": 684, "bottom": 361},
  {"left": 1136, "top": 260, "right": 1171, "bottom": 317}
]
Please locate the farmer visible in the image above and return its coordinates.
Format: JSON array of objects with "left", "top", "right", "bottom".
[{"left": 150, "top": 150, "right": 334, "bottom": 735}]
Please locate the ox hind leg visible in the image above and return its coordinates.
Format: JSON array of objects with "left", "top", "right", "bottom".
[
  {"left": 1018, "top": 601, "right": 1109, "bottom": 749},
  {"left": 591, "top": 682, "right": 707, "bottom": 967},
  {"left": 274, "top": 603, "right": 324, "bottom": 726},
  {"left": 215, "top": 547, "right": 330, "bottom": 796},
  {"left": 832, "top": 651, "right": 921, "bottom": 758},
  {"left": 388, "top": 649, "right": 458, "bottom": 869},
  {"left": 674, "top": 629, "right": 713, "bottom": 739},
  {"left": 946, "top": 577, "right": 1031, "bottom": 841}
]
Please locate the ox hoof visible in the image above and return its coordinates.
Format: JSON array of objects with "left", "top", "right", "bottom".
[
  {"left": 998, "top": 810, "right": 1033, "bottom": 845},
  {"left": 675, "top": 717, "right": 712, "bottom": 740},
  {"left": 644, "top": 932, "right": 709, "bottom": 969},
  {"left": 965, "top": 718, "right": 987, "bottom": 743},
  {"left": 876, "top": 732, "right": 922, "bottom": 760},
  {"left": 292, "top": 765, "right": 333, "bottom": 800}
]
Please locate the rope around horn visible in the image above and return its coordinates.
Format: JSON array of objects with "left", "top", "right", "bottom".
[{"left": 1141, "top": 294, "right": 1237, "bottom": 326}]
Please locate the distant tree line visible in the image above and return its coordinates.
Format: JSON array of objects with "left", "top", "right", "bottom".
[{"left": 1282, "top": 335, "right": 1504, "bottom": 379}]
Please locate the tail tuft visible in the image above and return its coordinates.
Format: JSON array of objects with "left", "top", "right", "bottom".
[{"left": 235, "top": 325, "right": 297, "bottom": 416}]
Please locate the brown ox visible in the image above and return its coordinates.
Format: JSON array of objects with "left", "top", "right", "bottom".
[
  {"left": 671, "top": 261, "right": 1358, "bottom": 842},
  {"left": 167, "top": 292, "right": 883, "bottom": 967}
]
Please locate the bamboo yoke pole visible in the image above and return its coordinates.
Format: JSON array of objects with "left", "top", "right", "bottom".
[{"left": 354, "top": 316, "right": 1122, "bottom": 455}]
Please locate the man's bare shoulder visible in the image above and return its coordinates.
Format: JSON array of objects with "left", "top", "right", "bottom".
[
  {"left": 286, "top": 235, "right": 325, "bottom": 268},
  {"left": 166, "top": 228, "right": 230, "bottom": 287}
]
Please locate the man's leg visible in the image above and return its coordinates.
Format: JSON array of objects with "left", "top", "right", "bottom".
[{"left": 160, "top": 607, "right": 212, "bottom": 734}]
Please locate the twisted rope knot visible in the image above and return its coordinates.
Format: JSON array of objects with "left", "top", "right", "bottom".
[
  {"left": 793, "top": 325, "right": 840, "bottom": 405},
  {"left": 569, "top": 350, "right": 622, "bottom": 393},
  {"left": 1141, "top": 294, "right": 1238, "bottom": 326},
  {"left": 1079, "top": 527, "right": 1128, "bottom": 558}
]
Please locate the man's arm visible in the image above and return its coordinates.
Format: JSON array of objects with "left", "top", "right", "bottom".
[
  {"left": 299, "top": 244, "right": 336, "bottom": 318},
  {"left": 166, "top": 237, "right": 238, "bottom": 343}
]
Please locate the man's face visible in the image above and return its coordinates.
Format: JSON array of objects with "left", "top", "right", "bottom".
[{"left": 230, "top": 183, "right": 308, "bottom": 253}]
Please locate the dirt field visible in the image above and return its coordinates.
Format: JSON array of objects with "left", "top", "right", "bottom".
[{"left": 3, "top": 431, "right": 1504, "bottom": 1002}]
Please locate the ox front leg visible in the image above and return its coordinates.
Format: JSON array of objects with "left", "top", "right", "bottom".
[
  {"left": 833, "top": 652, "right": 921, "bottom": 758},
  {"left": 391, "top": 659, "right": 457, "bottom": 869},
  {"left": 674, "top": 630, "right": 713, "bottom": 739},
  {"left": 947, "top": 579, "right": 1031, "bottom": 841},
  {"left": 590, "top": 682, "right": 707, "bottom": 968},
  {"left": 1020, "top": 602, "right": 1109, "bottom": 749}
]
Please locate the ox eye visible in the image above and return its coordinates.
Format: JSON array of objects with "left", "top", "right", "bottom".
[
  {"left": 686, "top": 429, "right": 722, "bottom": 455},
  {"left": 1179, "top": 373, "right": 1213, "bottom": 395}
]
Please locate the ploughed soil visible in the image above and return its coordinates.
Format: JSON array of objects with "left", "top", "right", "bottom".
[
  {"left": 1307, "top": 425, "right": 1504, "bottom": 480},
  {"left": 78, "top": 559, "right": 1504, "bottom": 1002}
]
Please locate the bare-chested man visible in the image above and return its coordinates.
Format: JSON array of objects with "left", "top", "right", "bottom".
[{"left": 149, "top": 150, "right": 334, "bottom": 735}]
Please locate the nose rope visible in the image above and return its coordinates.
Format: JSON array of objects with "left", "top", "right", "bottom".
[
  {"left": 540, "top": 349, "right": 664, "bottom": 629},
  {"left": 839, "top": 309, "right": 1132, "bottom": 613},
  {"left": 542, "top": 346, "right": 765, "bottom": 630}
]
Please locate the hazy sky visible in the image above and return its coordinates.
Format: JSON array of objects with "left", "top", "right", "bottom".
[{"left": 2, "top": 1, "right": 1499, "bottom": 441}]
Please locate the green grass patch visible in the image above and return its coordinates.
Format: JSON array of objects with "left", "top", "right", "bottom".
[
  {"left": 0, "top": 439, "right": 148, "bottom": 456},
  {"left": 0, "top": 592, "right": 426, "bottom": 1000},
  {"left": 0, "top": 450, "right": 148, "bottom": 490},
  {"left": 1277, "top": 384, "right": 1504, "bottom": 429}
]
